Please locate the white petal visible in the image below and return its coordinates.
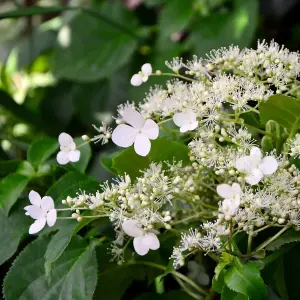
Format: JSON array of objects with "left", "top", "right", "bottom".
[
  {"left": 29, "top": 190, "right": 41, "bottom": 206},
  {"left": 130, "top": 74, "right": 143, "bottom": 86},
  {"left": 188, "top": 121, "right": 198, "bottom": 131},
  {"left": 231, "top": 183, "right": 242, "bottom": 196},
  {"left": 141, "top": 63, "right": 152, "bottom": 75},
  {"left": 112, "top": 124, "right": 138, "bottom": 148},
  {"left": 217, "top": 184, "right": 233, "bottom": 199},
  {"left": 56, "top": 151, "right": 70, "bottom": 165},
  {"left": 186, "top": 109, "right": 197, "bottom": 123},
  {"left": 41, "top": 196, "right": 54, "bottom": 211},
  {"left": 173, "top": 112, "right": 186, "bottom": 127},
  {"left": 180, "top": 124, "right": 190, "bottom": 133},
  {"left": 222, "top": 199, "right": 236, "bottom": 216},
  {"left": 259, "top": 156, "right": 278, "bottom": 175},
  {"left": 133, "top": 236, "right": 150, "bottom": 256},
  {"left": 26, "top": 206, "right": 43, "bottom": 219},
  {"left": 24, "top": 205, "right": 31, "bottom": 212},
  {"left": 47, "top": 209, "right": 57, "bottom": 227},
  {"left": 141, "top": 75, "right": 149, "bottom": 82},
  {"left": 232, "top": 194, "right": 241, "bottom": 208},
  {"left": 69, "top": 150, "right": 81, "bottom": 162},
  {"left": 122, "top": 107, "right": 145, "bottom": 129},
  {"left": 142, "top": 119, "right": 159, "bottom": 140},
  {"left": 134, "top": 134, "right": 151, "bottom": 156},
  {"left": 122, "top": 220, "right": 143, "bottom": 237},
  {"left": 58, "top": 132, "right": 73, "bottom": 146},
  {"left": 143, "top": 233, "right": 160, "bottom": 250},
  {"left": 235, "top": 156, "right": 253, "bottom": 173},
  {"left": 245, "top": 168, "right": 263, "bottom": 185},
  {"left": 250, "top": 147, "right": 262, "bottom": 165},
  {"left": 29, "top": 218, "right": 46, "bottom": 234}
]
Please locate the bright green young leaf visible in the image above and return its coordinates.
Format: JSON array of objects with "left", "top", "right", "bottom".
[
  {"left": 260, "top": 94, "right": 300, "bottom": 134},
  {"left": 0, "top": 160, "right": 22, "bottom": 177},
  {"left": 4, "top": 236, "right": 98, "bottom": 300},
  {"left": 224, "top": 258, "right": 268, "bottom": 300},
  {"left": 265, "top": 229, "right": 300, "bottom": 251},
  {"left": 215, "top": 262, "right": 228, "bottom": 280},
  {"left": 27, "top": 137, "right": 58, "bottom": 168},
  {"left": 0, "top": 173, "right": 30, "bottom": 215},
  {"left": 112, "top": 138, "right": 190, "bottom": 178},
  {"left": 71, "top": 137, "right": 92, "bottom": 172},
  {"left": 212, "top": 268, "right": 226, "bottom": 293}
]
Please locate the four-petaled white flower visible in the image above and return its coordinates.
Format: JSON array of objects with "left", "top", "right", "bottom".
[
  {"left": 56, "top": 132, "right": 81, "bottom": 165},
  {"left": 217, "top": 183, "right": 241, "bottom": 217},
  {"left": 112, "top": 107, "right": 159, "bottom": 156},
  {"left": 24, "top": 190, "right": 57, "bottom": 234},
  {"left": 130, "top": 63, "right": 152, "bottom": 86},
  {"left": 235, "top": 147, "right": 278, "bottom": 185},
  {"left": 122, "top": 219, "right": 160, "bottom": 256},
  {"left": 173, "top": 109, "right": 198, "bottom": 132}
]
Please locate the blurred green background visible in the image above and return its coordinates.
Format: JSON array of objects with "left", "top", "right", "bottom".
[{"left": 1, "top": 0, "right": 300, "bottom": 181}]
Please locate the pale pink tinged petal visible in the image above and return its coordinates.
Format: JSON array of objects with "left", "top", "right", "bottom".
[
  {"left": 47, "top": 209, "right": 57, "bottom": 227},
  {"left": 134, "top": 134, "right": 151, "bottom": 156},
  {"left": 41, "top": 196, "right": 54, "bottom": 211},
  {"left": 29, "top": 218, "right": 46, "bottom": 234},
  {"left": 180, "top": 124, "right": 190, "bottom": 133},
  {"left": 173, "top": 112, "right": 186, "bottom": 127},
  {"left": 143, "top": 233, "right": 160, "bottom": 250},
  {"left": 142, "top": 119, "right": 159, "bottom": 140},
  {"left": 245, "top": 168, "right": 263, "bottom": 185},
  {"left": 217, "top": 184, "right": 233, "bottom": 199},
  {"left": 133, "top": 236, "right": 150, "bottom": 256},
  {"left": 235, "top": 156, "right": 253, "bottom": 173},
  {"left": 122, "top": 220, "right": 143, "bottom": 237},
  {"left": 112, "top": 124, "right": 138, "bottom": 148},
  {"left": 24, "top": 205, "right": 31, "bottom": 212},
  {"left": 69, "top": 150, "right": 81, "bottom": 162},
  {"left": 130, "top": 74, "right": 143, "bottom": 86},
  {"left": 29, "top": 190, "right": 41, "bottom": 206},
  {"left": 56, "top": 151, "right": 70, "bottom": 165},
  {"left": 259, "top": 156, "right": 278, "bottom": 175},
  {"left": 141, "top": 63, "right": 152, "bottom": 76},
  {"left": 186, "top": 109, "right": 197, "bottom": 123},
  {"left": 58, "top": 132, "right": 73, "bottom": 146},
  {"left": 231, "top": 183, "right": 242, "bottom": 196},
  {"left": 141, "top": 75, "right": 149, "bottom": 82},
  {"left": 27, "top": 206, "right": 43, "bottom": 219},
  {"left": 189, "top": 121, "right": 198, "bottom": 131},
  {"left": 122, "top": 107, "right": 145, "bottom": 129}
]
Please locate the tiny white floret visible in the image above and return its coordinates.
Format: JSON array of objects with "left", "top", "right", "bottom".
[
  {"left": 56, "top": 132, "right": 80, "bottom": 165},
  {"left": 217, "top": 183, "right": 241, "bottom": 216},
  {"left": 173, "top": 109, "right": 198, "bottom": 132},
  {"left": 130, "top": 63, "right": 152, "bottom": 86}
]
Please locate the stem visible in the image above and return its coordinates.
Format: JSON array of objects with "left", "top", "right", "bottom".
[
  {"left": 247, "top": 234, "right": 252, "bottom": 254},
  {"left": 173, "top": 276, "right": 202, "bottom": 300}
]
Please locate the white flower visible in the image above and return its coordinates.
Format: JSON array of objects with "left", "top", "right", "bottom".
[
  {"left": 24, "top": 190, "right": 57, "bottom": 234},
  {"left": 56, "top": 132, "right": 80, "bottom": 165},
  {"left": 217, "top": 183, "right": 241, "bottom": 216},
  {"left": 122, "top": 219, "right": 160, "bottom": 256},
  {"left": 112, "top": 107, "right": 159, "bottom": 156},
  {"left": 173, "top": 109, "right": 198, "bottom": 132},
  {"left": 130, "top": 63, "right": 152, "bottom": 86},
  {"left": 235, "top": 147, "right": 278, "bottom": 185}
]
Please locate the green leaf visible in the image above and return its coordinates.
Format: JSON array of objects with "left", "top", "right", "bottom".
[
  {"left": 215, "top": 262, "right": 228, "bottom": 280},
  {"left": 221, "top": 285, "right": 248, "bottom": 300},
  {"left": 224, "top": 258, "right": 268, "bottom": 300},
  {"left": 260, "top": 95, "right": 300, "bottom": 133},
  {"left": 112, "top": 138, "right": 190, "bottom": 178},
  {"left": 0, "top": 173, "right": 30, "bottom": 215},
  {"left": 100, "top": 150, "right": 120, "bottom": 175},
  {"left": 16, "top": 161, "right": 36, "bottom": 177},
  {"left": 0, "top": 160, "right": 22, "bottom": 177},
  {"left": 27, "top": 137, "right": 58, "bottom": 169},
  {"left": 71, "top": 137, "right": 92, "bottom": 172},
  {"left": 134, "top": 291, "right": 193, "bottom": 299},
  {"left": 53, "top": 2, "right": 138, "bottom": 82},
  {"left": 212, "top": 268, "right": 226, "bottom": 293},
  {"left": 4, "top": 236, "right": 98, "bottom": 300},
  {"left": 266, "top": 229, "right": 300, "bottom": 251}
]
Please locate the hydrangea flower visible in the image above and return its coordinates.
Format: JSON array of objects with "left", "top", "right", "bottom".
[
  {"left": 56, "top": 132, "right": 80, "bottom": 165},
  {"left": 112, "top": 107, "right": 159, "bottom": 156},
  {"left": 173, "top": 109, "right": 198, "bottom": 132},
  {"left": 24, "top": 190, "right": 57, "bottom": 234},
  {"left": 235, "top": 147, "right": 278, "bottom": 185},
  {"left": 217, "top": 183, "right": 241, "bottom": 217},
  {"left": 122, "top": 219, "right": 160, "bottom": 256},
  {"left": 130, "top": 63, "right": 152, "bottom": 86}
]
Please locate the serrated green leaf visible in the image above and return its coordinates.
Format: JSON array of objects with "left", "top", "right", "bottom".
[
  {"left": 266, "top": 229, "right": 300, "bottom": 251},
  {"left": 224, "top": 258, "right": 268, "bottom": 300},
  {"left": 215, "top": 262, "right": 228, "bottom": 280},
  {"left": 27, "top": 137, "right": 58, "bottom": 168},
  {"left": 4, "top": 236, "right": 98, "bottom": 300},
  {"left": 71, "top": 137, "right": 92, "bottom": 172},
  {"left": 212, "top": 269, "right": 226, "bottom": 293},
  {"left": 0, "top": 173, "right": 30, "bottom": 215},
  {"left": 221, "top": 285, "right": 248, "bottom": 300}
]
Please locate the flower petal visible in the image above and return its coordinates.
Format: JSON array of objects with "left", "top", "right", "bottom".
[
  {"left": 29, "top": 218, "right": 46, "bottom": 234},
  {"left": 250, "top": 147, "right": 262, "bottom": 166},
  {"left": 141, "top": 75, "right": 149, "bottom": 82},
  {"left": 29, "top": 190, "right": 41, "bottom": 206},
  {"left": 180, "top": 124, "right": 191, "bottom": 133},
  {"left": 173, "top": 112, "right": 186, "bottom": 127},
  {"left": 47, "top": 209, "right": 57, "bottom": 227},
  {"left": 130, "top": 74, "right": 143, "bottom": 86},
  {"left": 134, "top": 134, "right": 151, "bottom": 156},
  {"left": 142, "top": 119, "right": 159, "bottom": 140},
  {"left": 231, "top": 183, "right": 242, "bottom": 196},
  {"left": 122, "top": 220, "right": 143, "bottom": 237},
  {"left": 58, "top": 132, "right": 73, "bottom": 146},
  {"left": 133, "top": 236, "right": 149, "bottom": 256},
  {"left": 69, "top": 150, "right": 81, "bottom": 162},
  {"left": 235, "top": 156, "right": 253, "bottom": 173},
  {"left": 26, "top": 206, "right": 43, "bottom": 219},
  {"left": 141, "top": 63, "right": 152, "bottom": 76},
  {"left": 259, "top": 156, "right": 278, "bottom": 175},
  {"left": 112, "top": 124, "right": 138, "bottom": 148},
  {"left": 186, "top": 109, "right": 197, "bottom": 122},
  {"left": 143, "top": 233, "right": 160, "bottom": 250},
  {"left": 122, "top": 107, "right": 145, "bottom": 129},
  {"left": 41, "top": 196, "right": 54, "bottom": 211},
  {"left": 245, "top": 168, "right": 263, "bottom": 185},
  {"left": 188, "top": 121, "right": 198, "bottom": 131},
  {"left": 57, "top": 151, "right": 70, "bottom": 165},
  {"left": 217, "top": 184, "right": 233, "bottom": 199}
]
